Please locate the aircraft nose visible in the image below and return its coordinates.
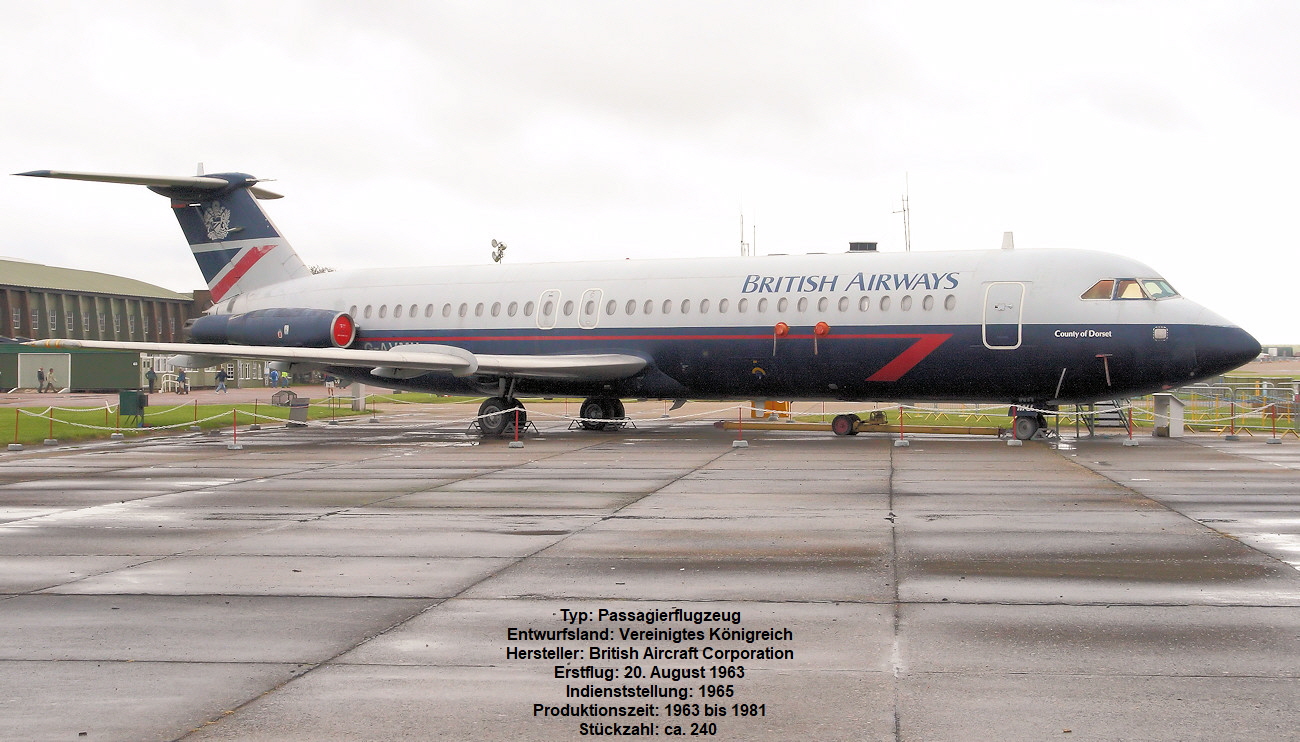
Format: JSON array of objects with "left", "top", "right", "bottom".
[{"left": 1195, "top": 324, "right": 1261, "bottom": 377}]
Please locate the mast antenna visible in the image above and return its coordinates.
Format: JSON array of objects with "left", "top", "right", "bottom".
[
  {"left": 739, "top": 210, "right": 753, "bottom": 256},
  {"left": 893, "top": 174, "right": 912, "bottom": 252}
]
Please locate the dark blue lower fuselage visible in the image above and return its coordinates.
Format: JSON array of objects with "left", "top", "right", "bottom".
[{"left": 334, "top": 321, "right": 1259, "bottom": 404}]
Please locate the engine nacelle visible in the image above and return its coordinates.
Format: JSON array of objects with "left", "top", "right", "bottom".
[{"left": 189, "top": 308, "right": 356, "bottom": 348}]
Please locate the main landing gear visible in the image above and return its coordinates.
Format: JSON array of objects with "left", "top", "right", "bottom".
[
  {"left": 578, "top": 397, "right": 625, "bottom": 430},
  {"left": 477, "top": 397, "right": 526, "bottom": 436}
]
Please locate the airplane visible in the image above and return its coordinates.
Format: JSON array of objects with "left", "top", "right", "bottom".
[{"left": 16, "top": 169, "right": 1260, "bottom": 440}]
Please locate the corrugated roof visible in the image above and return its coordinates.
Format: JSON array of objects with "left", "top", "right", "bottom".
[{"left": 0, "top": 258, "right": 192, "bottom": 301}]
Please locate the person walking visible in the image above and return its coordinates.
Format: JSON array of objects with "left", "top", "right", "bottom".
[
  {"left": 36, "top": 367, "right": 45, "bottom": 393},
  {"left": 215, "top": 368, "right": 228, "bottom": 393},
  {"left": 176, "top": 369, "right": 189, "bottom": 394},
  {"left": 44, "top": 368, "right": 57, "bottom": 393},
  {"left": 145, "top": 367, "right": 157, "bottom": 394}
]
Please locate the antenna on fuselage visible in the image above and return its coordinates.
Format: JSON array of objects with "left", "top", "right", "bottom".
[
  {"left": 893, "top": 173, "right": 911, "bottom": 252},
  {"left": 1001, "top": 232, "right": 1014, "bottom": 250},
  {"left": 739, "top": 211, "right": 754, "bottom": 256},
  {"left": 491, "top": 239, "right": 508, "bottom": 263}
]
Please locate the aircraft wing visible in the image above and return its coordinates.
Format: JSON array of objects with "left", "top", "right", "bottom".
[{"left": 24, "top": 339, "right": 648, "bottom": 382}]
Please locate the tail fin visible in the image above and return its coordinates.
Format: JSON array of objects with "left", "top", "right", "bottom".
[{"left": 15, "top": 169, "right": 310, "bottom": 302}]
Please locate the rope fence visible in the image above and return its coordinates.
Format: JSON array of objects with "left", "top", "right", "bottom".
[{"left": 5, "top": 395, "right": 1298, "bottom": 447}]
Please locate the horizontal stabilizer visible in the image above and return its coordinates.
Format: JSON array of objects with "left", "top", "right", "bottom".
[{"left": 15, "top": 169, "right": 283, "bottom": 199}]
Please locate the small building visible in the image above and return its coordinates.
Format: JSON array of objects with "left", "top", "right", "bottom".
[{"left": 0, "top": 343, "right": 141, "bottom": 392}]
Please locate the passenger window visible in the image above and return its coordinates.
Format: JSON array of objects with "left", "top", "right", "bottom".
[
  {"left": 458, "top": 303, "right": 468, "bottom": 317},
  {"left": 681, "top": 299, "right": 691, "bottom": 314},
  {"left": 719, "top": 298, "right": 729, "bottom": 313},
  {"left": 349, "top": 305, "right": 358, "bottom": 316},
  {"left": 777, "top": 298, "right": 789, "bottom": 312},
  {"left": 796, "top": 297, "right": 807, "bottom": 312},
  {"left": 818, "top": 297, "right": 828, "bottom": 312},
  {"left": 859, "top": 296, "right": 870, "bottom": 311},
  {"left": 1115, "top": 279, "right": 1147, "bottom": 300},
  {"left": 563, "top": 300, "right": 574, "bottom": 316},
  {"left": 394, "top": 304, "right": 403, "bottom": 318},
  {"left": 699, "top": 299, "right": 709, "bottom": 314},
  {"left": 644, "top": 299, "right": 654, "bottom": 314},
  {"left": 524, "top": 301, "right": 535, "bottom": 316},
  {"left": 508, "top": 301, "right": 518, "bottom": 317},
  {"left": 378, "top": 305, "right": 387, "bottom": 318},
  {"left": 364, "top": 305, "right": 372, "bottom": 318},
  {"left": 491, "top": 302, "right": 501, "bottom": 317},
  {"left": 662, "top": 299, "right": 672, "bottom": 314},
  {"left": 606, "top": 299, "right": 617, "bottom": 316},
  {"left": 1141, "top": 279, "right": 1179, "bottom": 300},
  {"left": 475, "top": 302, "right": 484, "bottom": 317},
  {"left": 542, "top": 300, "right": 554, "bottom": 316},
  {"left": 901, "top": 296, "right": 913, "bottom": 311},
  {"left": 1081, "top": 279, "right": 1115, "bottom": 300},
  {"left": 945, "top": 295, "right": 956, "bottom": 310},
  {"left": 585, "top": 300, "right": 596, "bottom": 316},
  {"left": 757, "top": 298, "right": 768, "bottom": 312},
  {"left": 838, "top": 297, "right": 849, "bottom": 312},
  {"left": 922, "top": 295, "right": 934, "bottom": 311},
  {"left": 626, "top": 300, "right": 636, "bottom": 315},
  {"left": 424, "top": 304, "right": 433, "bottom": 318},
  {"left": 880, "top": 296, "right": 892, "bottom": 311},
  {"left": 442, "top": 303, "right": 452, "bottom": 318},
  {"left": 738, "top": 298, "right": 748, "bottom": 313},
  {"left": 409, "top": 304, "right": 417, "bottom": 318}
]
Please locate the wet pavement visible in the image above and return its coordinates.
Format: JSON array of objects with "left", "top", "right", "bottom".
[{"left": 0, "top": 409, "right": 1297, "bottom": 741}]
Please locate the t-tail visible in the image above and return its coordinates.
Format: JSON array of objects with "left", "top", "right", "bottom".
[{"left": 15, "top": 169, "right": 309, "bottom": 302}]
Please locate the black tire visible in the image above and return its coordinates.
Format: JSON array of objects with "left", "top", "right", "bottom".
[
  {"left": 580, "top": 398, "right": 607, "bottom": 431},
  {"left": 831, "top": 414, "right": 859, "bottom": 436},
  {"left": 478, "top": 397, "right": 510, "bottom": 436},
  {"left": 1013, "top": 415, "right": 1039, "bottom": 441},
  {"left": 602, "top": 398, "right": 625, "bottom": 421}
]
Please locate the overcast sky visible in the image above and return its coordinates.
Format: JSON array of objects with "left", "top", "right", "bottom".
[{"left": 2, "top": 1, "right": 1296, "bottom": 342}]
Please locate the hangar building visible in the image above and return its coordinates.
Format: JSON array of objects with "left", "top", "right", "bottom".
[{"left": 0, "top": 257, "right": 208, "bottom": 391}]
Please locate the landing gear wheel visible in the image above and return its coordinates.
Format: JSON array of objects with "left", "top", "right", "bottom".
[
  {"left": 1013, "top": 415, "right": 1040, "bottom": 441},
  {"left": 831, "top": 414, "right": 860, "bottom": 436},
  {"left": 478, "top": 397, "right": 511, "bottom": 436},
  {"left": 602, "top": 398, "right": 625, "bottom": 421},
  {"left": 579, "top": 398, "right": 608, "bottom": 430}
]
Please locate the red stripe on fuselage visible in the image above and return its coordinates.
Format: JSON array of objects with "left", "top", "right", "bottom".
[
  {"left": 864, "top": 333, "right": 952, "bottom": 382},
  {"left": 210, "top": 245, "right": 275, "bottom": 302}
]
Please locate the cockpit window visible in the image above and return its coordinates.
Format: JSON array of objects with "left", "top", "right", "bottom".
[
  {"left": 1114, "top": 279, "right": 1147, "bottom": 300},
  {"left": 1083, "top": 277, "right": 1181, "bottom": 301},
  {"left": 1140, "top": 278, "right": 1179, "bottom": 300},
  {"left": 1081, "top": 279, "right": 1114, "bottom": 300}
]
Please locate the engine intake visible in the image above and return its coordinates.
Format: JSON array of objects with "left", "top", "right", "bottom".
[{"left": 189, "top": 308, "right": 356, "bottom": 348}]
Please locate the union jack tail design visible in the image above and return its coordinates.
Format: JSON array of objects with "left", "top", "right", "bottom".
[{"left": 15, "top": 169, "right": 309, "bottom": 302}]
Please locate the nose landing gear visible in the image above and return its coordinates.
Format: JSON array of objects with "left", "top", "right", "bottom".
[{"left": 1011, "top": 406, "right": 1051, "bottom": 441}]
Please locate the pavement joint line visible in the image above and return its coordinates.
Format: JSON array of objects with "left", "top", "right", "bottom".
[
  {"left": 887, "top": 439, "right": 903, "bottom": 742},
  {"left": 1058, "top": 438, "right": 1300, "bottom": 575},
  {"left": 171, "top": 433, "right": 686, "bottom": 739}
]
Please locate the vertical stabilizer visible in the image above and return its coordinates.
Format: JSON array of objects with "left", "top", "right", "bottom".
[{"left": 14, "top": 169, "right": 310, "bottom": 302}]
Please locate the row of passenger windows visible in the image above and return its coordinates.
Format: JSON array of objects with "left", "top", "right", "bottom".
[
  {"left": 1080, "top": 278, "right": 1179, "bottom": 301},
  {"left": 350, "top": 294, "right": 959, "bottom": 322}
]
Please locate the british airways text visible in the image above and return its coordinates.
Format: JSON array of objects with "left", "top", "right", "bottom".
[{"left": 741, "top": 272, "right": 960, "bottom": 294}]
